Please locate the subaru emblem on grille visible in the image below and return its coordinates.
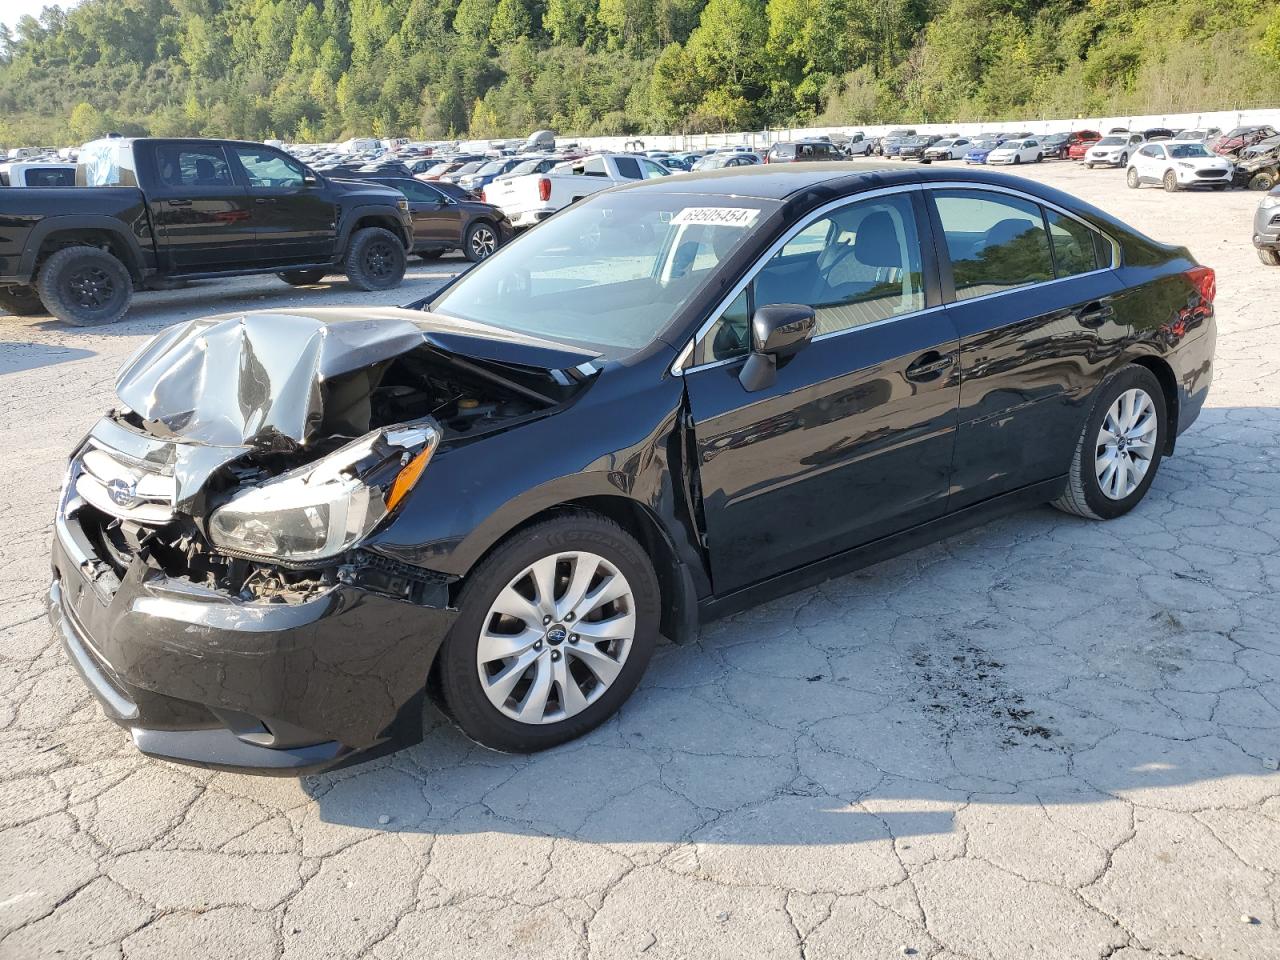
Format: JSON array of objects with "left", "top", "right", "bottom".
[{"left": 106, "top": 477, "right": 139, "bottom": 508}]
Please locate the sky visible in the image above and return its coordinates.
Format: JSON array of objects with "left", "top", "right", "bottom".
[{"left": 2, "top": 0, "right": 84, "bottom": 34}]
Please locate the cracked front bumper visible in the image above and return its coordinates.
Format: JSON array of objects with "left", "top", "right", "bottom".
[{"left": 50, "top": 507, "right": 457, "bottom": 776}]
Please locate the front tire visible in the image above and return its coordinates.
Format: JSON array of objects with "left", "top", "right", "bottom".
[
  {"left": 1163, "top": 170, "right": 1180, "bottom": 192},
  {"left": 1085, "top": 162, "right": 1095, "bottom": 170},
  {"left": 36, "top": 245, "right": 133, "bottom": 327},
  {"left": 1119, "top": 152, "right": 1129, "bottom": 167},
  {"left": 278, "top": 269, "right": 327, "bottom": 286},
  {"left": 437, "top": 512, "right": 660, "bottom": 752},
  {"left": 1248, "top": 172, "right": 1276, "bottom": 191},
  {"left": 1258, "top": 247, "right": 1280, "bottom": 266},
  {"left": 1126, "top": 168, "right": 1140, "bottom": 189},
  {"left": 464, "top": 221, "right": 499, "bottom": 263},
  {"left": 0, "top": 285, "right": 45, "bottom": 316},
  {"left": 1053, "top": 365, "right": 1167, "bottom": 520},
  {"left": 343, "top": 227, "right": 406, "bottom": 291}
]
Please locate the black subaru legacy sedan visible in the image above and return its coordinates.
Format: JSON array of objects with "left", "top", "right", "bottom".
[{"left": 49, "top": 162, "right": 1216, "bottom": 774}]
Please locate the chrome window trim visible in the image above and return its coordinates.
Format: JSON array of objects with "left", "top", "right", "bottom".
[{"left": 671, "top": 180, "right": 1121, "bottom": 376}]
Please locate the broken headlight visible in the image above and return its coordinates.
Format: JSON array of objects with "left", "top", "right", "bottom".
[{"left": 208, "top": 422, "right": 439, "bottom": 564}]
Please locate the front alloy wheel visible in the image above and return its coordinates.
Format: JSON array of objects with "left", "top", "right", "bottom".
[
  {"left": 465, "top": 222, "right": 498, "bottom": 263},
  {"left": 476, "top": 552, "right": 634, "bottom": 724},
  {"left": 437, "top": 512, "right": 659, "bottom": 751}
]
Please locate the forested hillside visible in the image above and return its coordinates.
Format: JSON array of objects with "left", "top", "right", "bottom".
[{"left": 0, "top": 0, "right": 1276, "bottom": 145}]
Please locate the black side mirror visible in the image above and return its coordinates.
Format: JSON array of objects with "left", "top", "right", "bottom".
[{"left": 738, "top": 303, "right": 816, "bottom": 392}]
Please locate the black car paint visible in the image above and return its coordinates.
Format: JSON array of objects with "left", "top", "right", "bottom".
[
  {"left": 50, "top": 163, "right": 1215, "bottom": 774},
  {"left": 0, "top": 137, "right": 411, "bottom": 289}
]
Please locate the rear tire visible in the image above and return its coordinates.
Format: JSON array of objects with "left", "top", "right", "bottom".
[
  {"left": 343, "top": 227, "right": 406, "bottom": 291},
  {"left": 1052, "top": 365, "right": 1167, "bottom": 521},
  {"left": 277, "top": 269, "right": 327, "bottom": 286},
  {"left": 1126, "top": 168, "right": 1140, "bottom": 189},
  {"left": 0, "top": 285, "right": 45, "bottom": 316},
  {"left": 1258, "top": 247, "right": 1280, "bottom": 266},
  {"left": 36, "top": 245, "right": 133, "bottom": 327},
  {"left": 437, "top": 511, "right": 660, "bottom": 752}
]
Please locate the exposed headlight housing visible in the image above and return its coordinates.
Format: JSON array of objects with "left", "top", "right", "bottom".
[
  {"left": 208, "top": 421, "right": 439, "bottom": 564},
  {"left": 1261, "top": 194, "right": 1280, "bottom": 209}
]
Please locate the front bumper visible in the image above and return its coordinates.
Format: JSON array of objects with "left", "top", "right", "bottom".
[
  {"left": 50, "top": 501, "right": 457, "bottom": 775},
  {"left": 1087, "top": 153, "right": 1123, "bottom": 166}
]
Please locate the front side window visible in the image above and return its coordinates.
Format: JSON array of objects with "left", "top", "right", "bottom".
[
  {"left": 156, "top": 145, "right": 234, "bottom": 188},
  {"left": 233, "top": 147, "right": 305, "bottom": 188},
  {"left": 932, "top": 190, "right": 1053, "bottom": 300},
  {"left": 697, "top": 193, "right": 925, "bottom": 363},
  {"left": 639, "top": 159, "right": 670, "bottom": 179}
]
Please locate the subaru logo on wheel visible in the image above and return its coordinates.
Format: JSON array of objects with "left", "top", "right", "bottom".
[
  {"left": 106, "top": 477, "right": 138, "bottom": 508},
  {"left": 546, "top": 625, "right": 568, "bottom": 645}
]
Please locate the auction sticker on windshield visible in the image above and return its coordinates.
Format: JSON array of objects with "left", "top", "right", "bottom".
[{"left": 671, "top": 207, "right": 762, "bottom": 228}]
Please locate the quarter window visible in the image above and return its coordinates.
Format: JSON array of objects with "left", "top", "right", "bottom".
[{"left": 932, "top": 190, "right": 1054, "bottom": 300}]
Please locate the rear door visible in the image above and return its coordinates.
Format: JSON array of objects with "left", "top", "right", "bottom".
[
  {"left": 928, "top": 187, "right": 1124, "bottom": 509},
  {"left": 682, "top": 189, "right": 961, "bottom": 592},
  {"left": 227, "top": 144, "right": 336, "bottom": 264},
  {"left": 146, "top": 142, "right": 258, "bottom": 270}
]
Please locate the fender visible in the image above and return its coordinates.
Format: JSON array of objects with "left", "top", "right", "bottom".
[
  {"left": 336, "top": 203, "right": 412, "bottom": 254},
  {"left": 18, "top": 214, "right": 154, "bottom": 282}
]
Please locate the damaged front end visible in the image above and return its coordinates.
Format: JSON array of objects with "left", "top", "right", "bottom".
[{"left": 49, "top": 308, "right": 594, "bottom": 773}]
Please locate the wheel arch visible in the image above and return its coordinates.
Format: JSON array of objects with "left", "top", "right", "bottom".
[
  {"left": 22, "top": 219, "right": 147, "bottom": 283},
  {"left": 444, "top": 493, "right": 701, "bottom": 645},
  {"left": 339, "top": 204, "right": 411, "bottom": 251},
  {"left": 1124, "top": 354, "right": 1180, "bottom": 455}
]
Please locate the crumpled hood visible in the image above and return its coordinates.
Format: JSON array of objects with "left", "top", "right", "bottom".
[
  {"left": 115, "top": 307, "right": 599, "bottom": 451},
  {"left": 116, "top": 311, "right": 426, "bottom": 450}
]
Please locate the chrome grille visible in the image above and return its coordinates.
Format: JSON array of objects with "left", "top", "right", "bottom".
[{"left": 74, "top": 444, "right": 176, "bottom": 525}]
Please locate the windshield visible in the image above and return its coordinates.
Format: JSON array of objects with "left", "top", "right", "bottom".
[
  {"left": 477, "top": 160, "right": 509, "bottom": 175},
  {"left": 507, "top": 159, "right": 543, "bottom": 176},
  {"left": 1169, "top": 144, "right": 1211, "bottom": 158},
  {"left": 970, "top": 140, "right": 996, "bottom": 150},
  {"left": 1224, "top": 128, "right": 1252, "bottom": 138},
  {"left": 455, "top": 161, "right": 484, "bottom": 175},
  {"left": 431, "top": 191, "right": 777, "bottom": 356},
  {"left": 1097, "top": 137, "right": 1125, "bottom": 146}
]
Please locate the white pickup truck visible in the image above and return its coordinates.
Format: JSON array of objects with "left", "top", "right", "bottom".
[{"left": 484, "top": 153, "right": 671, "bottom": 228}]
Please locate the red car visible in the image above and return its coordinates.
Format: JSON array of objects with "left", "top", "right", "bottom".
[
  {"left": 1210, "top": 125, "right": 1278, "bottom": 158},
  {"left": 1066, "top": 130, "right": 1102, "bottom": 160}
]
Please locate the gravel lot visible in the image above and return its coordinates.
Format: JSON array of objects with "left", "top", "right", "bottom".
[{"left": 3, "top": 165, "right": 1279, "bottom": 960}]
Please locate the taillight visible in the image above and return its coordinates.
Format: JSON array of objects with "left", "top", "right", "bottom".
[
  {"left": 1186, "top": 266, "right": 1215, "bottom": 305},
  {"left": 538, "top": 177, "right": 551, "bottom": 202}
]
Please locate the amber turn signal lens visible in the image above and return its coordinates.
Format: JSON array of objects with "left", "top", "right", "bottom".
[{"left": 386, "top": 446, "right": 434, "bottom": 511}]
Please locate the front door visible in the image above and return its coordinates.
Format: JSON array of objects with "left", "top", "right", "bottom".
[
  {"left": 228, "top": 144, "right": 336, "bottom": 264},
  {"left": 682, "top": 190, "right": 961, "bottom": 593},
  {"left": 396, "top": 179, "right": 465, "bottom": 248},
  {"left": 148, "top": 142, "right": 258, "bottom": 270},
  {"left": 927, "top": 187, "right": 1125, "bottom": 509}
]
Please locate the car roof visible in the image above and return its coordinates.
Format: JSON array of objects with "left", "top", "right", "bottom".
[{"left": 607, "top": 160, "right": 1086, "bottom": 204}]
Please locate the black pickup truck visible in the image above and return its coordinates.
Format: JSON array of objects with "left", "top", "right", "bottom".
[{"left": 0, "top": 137, "right": 414, "bottom": 326}]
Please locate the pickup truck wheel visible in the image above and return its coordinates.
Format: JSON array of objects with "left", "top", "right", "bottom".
[
  {"left": 36, "top": 246, "right": 132, "bottom": 327},
  {"left": 344, "top": 227, "right": 406, "bottom": 291},
  {"left": 464, "top": 221, "right": 499, "bottom": 263},
  {"left": 0, "top": 285, "right": 46, "bottom": 316},
  {"left": 277, "top": 269, "right": 328, "bottom": 286}
]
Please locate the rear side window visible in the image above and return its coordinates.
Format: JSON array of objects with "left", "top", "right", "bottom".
[
  {"left": 1045, "top": 210, "right": 1099, "bottom": 277},
  {"left": 932, "top": 190, "right": 1053, "bottom": 300},
  {"left": 613, "top": 156, "right": 642, "bottom": 179},
  {"left": 581, "top": 157, "right": 607, "bottom": 177},
  {"left": 26, "top": 167, "right": 75, "bottom": 187},
  {"left": 155, "top": 145, "right": 234, "bottom": 188}
]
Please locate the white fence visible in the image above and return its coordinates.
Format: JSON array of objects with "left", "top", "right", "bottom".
[{"left": 557, "top": 107, "right": 1280, "bottom": 153}]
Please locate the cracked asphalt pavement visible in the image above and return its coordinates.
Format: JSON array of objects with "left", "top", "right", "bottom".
[{"left": 3, "top": 165, "right": 1280, "bottom": 960}]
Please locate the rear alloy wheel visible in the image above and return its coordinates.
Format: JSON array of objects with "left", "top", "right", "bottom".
[
  {"left": 1126, "top": 168, "right": 1140, "bottom": 189},
  {"left": 0, "top": 285, "right": 45, "bottom": 316},
  {"left": 1053, "top": 365, "right": 1167, "bottom": 520},
  {"left": 1258, "top": 246, "right": 1280, "bottom": 266},
  {"left": 438, "top": 512, "right": 659, "bottom": 751},
  {"left": 277, "top": 269, "right": 327, "bottom": 286},
  {"left": 464, "top": 221, "right": 499, "bottom": 263},
  {"left": 36, "top": 245, "right": 133, "bottom": 327},
  {"left": 1248, "top": 172, "right": 1276, "bottom": 191},
  {"left": 343, "top": 226, "right": 406, "bottom": 291},
  {"left": 1163, "top": 170, "right": 1180, "bottom": 192}
]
